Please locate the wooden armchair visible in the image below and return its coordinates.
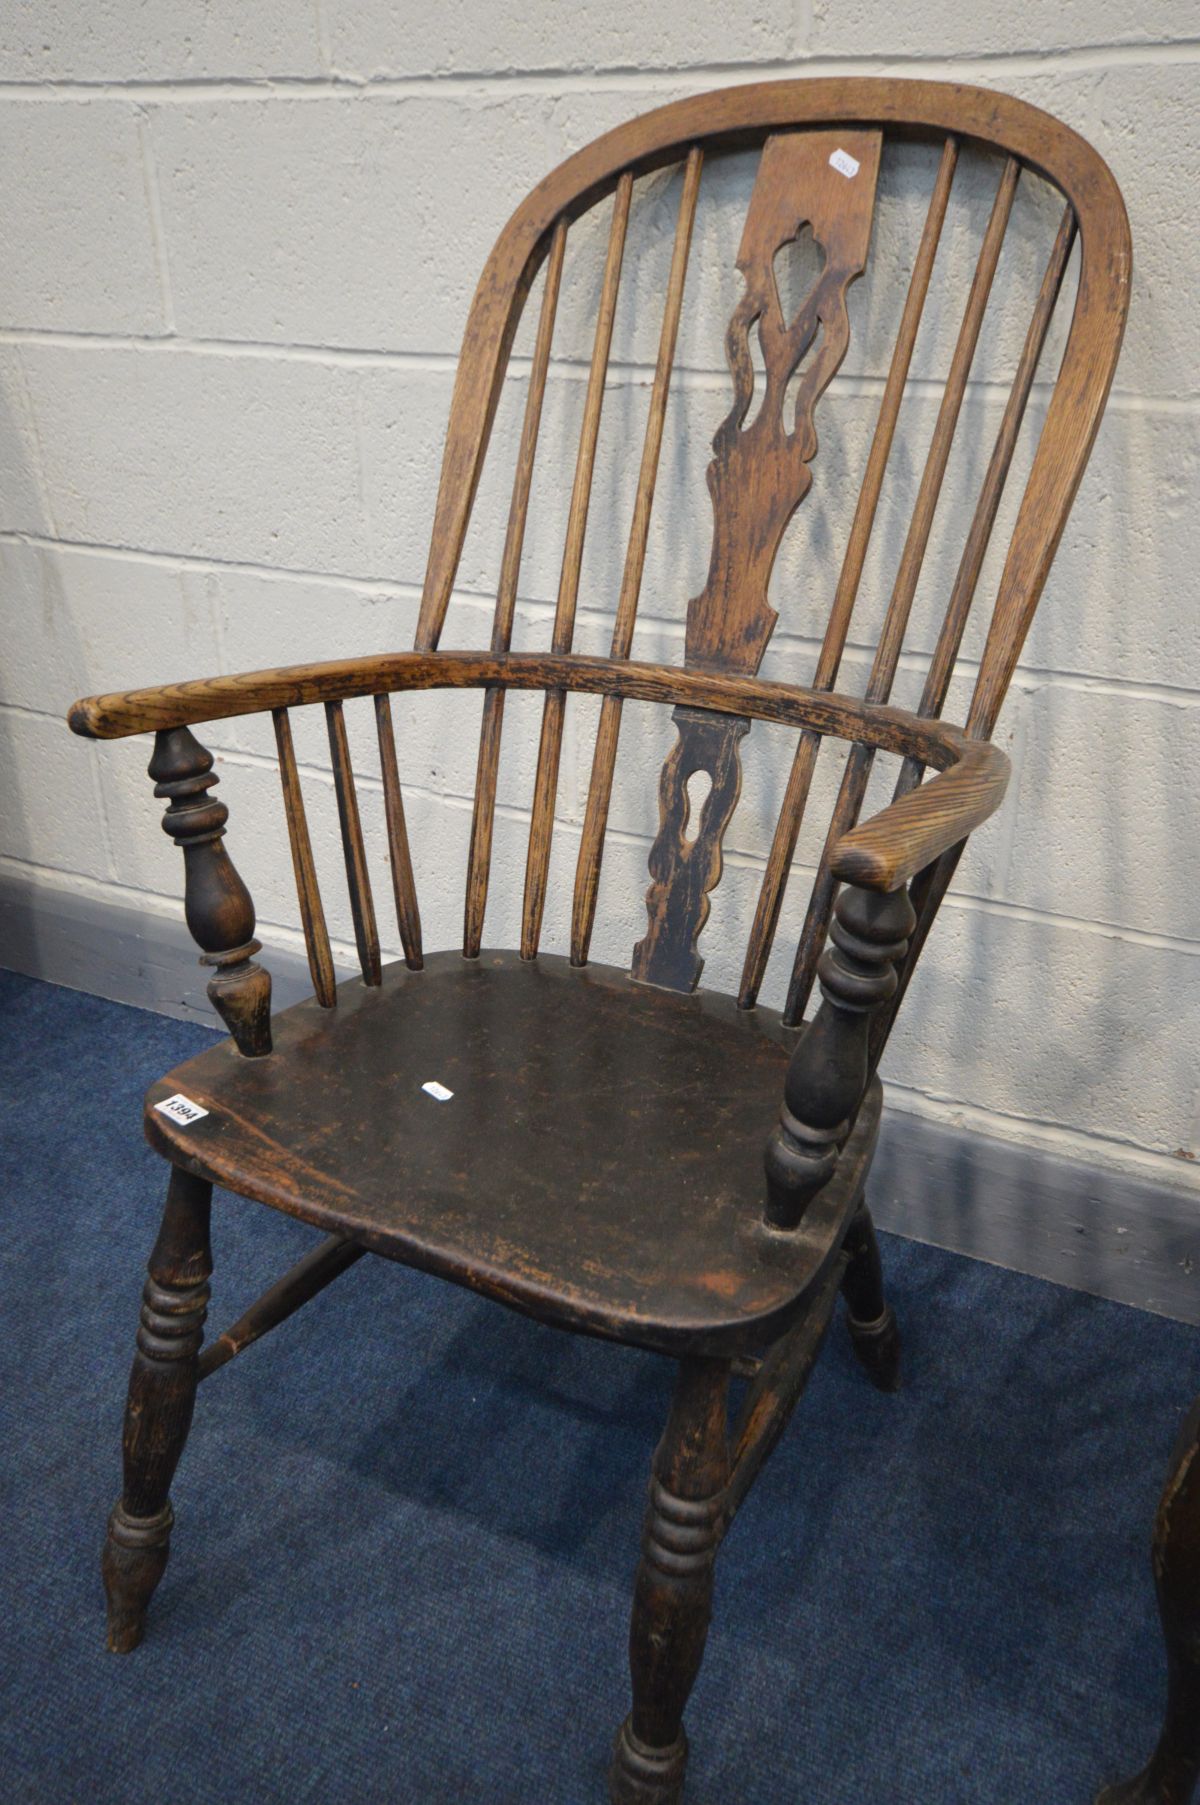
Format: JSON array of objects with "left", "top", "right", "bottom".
[{"left": 69, "top": 79, "right": 1130, "bottom": 1803}]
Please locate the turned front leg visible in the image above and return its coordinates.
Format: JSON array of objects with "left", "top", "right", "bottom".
[
  {"left": 148, "top": 725, "right": 271, "bottom": 1056},
  {"left": 1098, "top": 1395, "right": 1200, "bottom": 1805},
  {"left": 764, "top": 881, "right": 915, "bottom": 1229},
  {"left": 102, "top": 1167, "right": 212, "bottom": 1653},
  {"left": 610, "top": 1357, "right": 730, "bottom": 1805}
]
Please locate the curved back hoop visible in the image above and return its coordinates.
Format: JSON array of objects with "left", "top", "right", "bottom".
[
  {"left": 418, "top": 80, "right": 1129, "bottom": 695},
  {"left": 410, "top": 78, "right": 1129, "bottom": 1021}
]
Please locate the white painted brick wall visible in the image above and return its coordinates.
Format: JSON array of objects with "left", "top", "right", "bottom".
[{"left": 1, "top": 3, "right": 1198, "bottom": 1193}]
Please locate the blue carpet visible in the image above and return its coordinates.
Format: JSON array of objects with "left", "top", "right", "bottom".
[{"left": 0, "top": 966, "right": 1196, "bottom": 1803}]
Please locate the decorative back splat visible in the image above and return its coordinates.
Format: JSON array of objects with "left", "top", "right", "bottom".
[{"left": 632, "top": 129, "right": 882, "bottom": 991}]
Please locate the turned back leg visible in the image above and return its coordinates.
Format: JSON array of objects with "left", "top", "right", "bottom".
[
  {"left": 840, "top": 1200, "right": 902, "bottom": 1393},
  {"left": 610, "top": 1356, "right": 730, "bottom": 1805},
  {"left": 102, "top": 1166, "right": 212, "bottom": 1653}
]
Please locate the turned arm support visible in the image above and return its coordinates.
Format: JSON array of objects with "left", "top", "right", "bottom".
[
  {"left": 147, "top": 726, "right": 272, "bottom": 1058},
  {"left": 765, "top": 881, "right": 916, "bottom": 1229},
  {"left": 764, "top": 737, "right": 1008, "bottom": 1226}
]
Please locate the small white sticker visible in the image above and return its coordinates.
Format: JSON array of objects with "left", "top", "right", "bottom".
[
  {"left": 155, "top": 1093, "right": 209, "bottom": 1127},
  {"left": 829, "top": 148, "right": 860, "bottom": 179},
  {"left": 421, "top": 1080, "right": 454, "bottom": 1103}
]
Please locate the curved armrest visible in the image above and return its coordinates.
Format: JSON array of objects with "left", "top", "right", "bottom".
[
  {"left": 67, "top": 651, "right": 959, "bottom": 773},
  {"left": 830, "top": 736, "right": 1009, "bottom": 892},
  {"left": 70, "top": 652, "right": 1006, "bottom": 893}
]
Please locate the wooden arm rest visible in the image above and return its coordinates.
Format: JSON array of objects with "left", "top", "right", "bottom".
[
  {"left": 69, "top": 651, "right": 966, "bottom": 773},
  {"left": 70, "top": 650, "right": 1006, "bottom": 892},
  {"left": 830, "top": 737, "right": 1010, "bottom": 892}
]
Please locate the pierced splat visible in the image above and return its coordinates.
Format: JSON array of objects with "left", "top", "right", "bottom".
[
  {"left": 633, "top": 129, "right": 882, "bottom": 992},
  {"left": 631, "top": 708, "right": 750, "bottom": 991}
]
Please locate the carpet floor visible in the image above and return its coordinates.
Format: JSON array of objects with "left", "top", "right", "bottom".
[{"left": 0, "top": 967, "right": 1196, "bottom": 1803}]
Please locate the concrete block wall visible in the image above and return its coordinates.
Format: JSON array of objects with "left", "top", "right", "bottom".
[{"left": 2, "top": 2, "right": 1198, "bottom": 1203}]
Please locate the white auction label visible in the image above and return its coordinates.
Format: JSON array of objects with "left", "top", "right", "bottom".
[
  {"left": 154, "top": 1093, "right": 209, "bottom": 1127},
  {"left": 829, "top": 148, "right": 860, "bottom": 179}
]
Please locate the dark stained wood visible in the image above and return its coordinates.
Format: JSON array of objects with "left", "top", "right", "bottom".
[
  {"left": 1097, "top": 1395, "right": 1200, "bottom": 1805},
  {"left": 722, "top": 1252, "right": 846, "bottom": 1529},
  {"left": 611, "top": 1356, "right": 731, "bottom": 1805},
  {"left": 148, "top": 726, "right": 272, "bottom": 1056},
  {"left": 198, "top": 1234, "right": 367, "bottom": 1381},
  {"left": 631, "top": 707, "right": 750, "bottom": 991},
  {"left": 70, "top": 77, "right": 1133, "bottom": 1805},
  {"left": 522, "top": 172, "right": 633, "bottom": 960},
  {"left": 325, "top": 700, "right": 382, "bottom": 987},
  {"left": 839, "top": 1201, "right": 902, "bottom": 1392},
  {"left": 573, "top": 147, "right": 703, "bottom": 968},
  {"left": 102, "top": 1167, "right": 212, "bottom": 1652},
  {"left": 374, "top": 693, "right": 424, "bottom": 969},
  {"left": 632, "top": 129, "right": 881, "bottom": 994},
  {"left": 144, "top": 950, "right": 879, "bottom": 1358},
  {"left": 766, "top": 884, "right": 914, "bottom": 1228},
  {"left": 273, "top": 707, "right": 336, "bottom": 1008},
  {"left": 684, "top": 130, "right": 882, "bottom": 679}
]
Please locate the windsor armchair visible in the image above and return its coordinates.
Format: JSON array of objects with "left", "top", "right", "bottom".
[{"left": 69, "top": 79, "right": 1130, "bottom": 1803}]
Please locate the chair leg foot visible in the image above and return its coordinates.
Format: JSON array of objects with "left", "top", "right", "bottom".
[
  {"left": 609, "top": 1719, "right": 688, "bottom": 1804},
  {"left": 841, "top": 1202, "right": 902, "bottom": 1392},
  {"left": 101, "top": 1167, "right": 212, "bottom": 1652},
  {"left": 846, "top": 1305, "right": 902, "bottom": 1394},
  {"left": 611, "top": 1357, "right": 729, "bottom": 1805},
  {"left": 102, "top": 1502, "right": 174, "bottom": 1652}
]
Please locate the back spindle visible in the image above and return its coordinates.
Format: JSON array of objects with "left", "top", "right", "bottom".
[
  {"left": 325, "top": 700, "right": 382, "bottom": 986},
  {"left": 466, "top": 217, "right": 568, "bottom": 957},
  {"left": 739, "top": 134, "right": 958, "bottom": 1009},
  {"left": 785, "top": 154, "right": 1020, "bottom": 1026},
  {"left": 572, "top": 146, "right": 704, "bottom": 966},
  {"left": 274, "top": 707, "right": 337, "bottom": 1008},
  {"left": 375, "top": 694, "right": 424, "bottom": 969},
  {"left": 895, "top": 200, "right": 1077, "bottom": 799},
  {"left": 522, "top": 170, "right": 634, "bottom": 961}
]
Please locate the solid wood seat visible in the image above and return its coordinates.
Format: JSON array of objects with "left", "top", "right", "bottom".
[{"left": 146, "top": 951, "right": 878, "bottom": 1356}]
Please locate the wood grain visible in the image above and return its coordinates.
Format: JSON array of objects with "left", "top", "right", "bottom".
[
  {"left": 522, "top": 173, "right": 633, "bottom": 961},
  {"left": 465, "top": 219, "right": 567, "bottom": 957},
  {"left": 571, "top": 147, "right": 703, "bottom": 968},
  {"left": 81, "top": 84, "right": 1131, "bottom": 1805},
  {"left": 68, "top": 649, "right": 961, "bottom": 755},
  {"left": 633, "top": 130, "right": 881, "bottom": 992},
  {"left": 273, "top": 707, "right": 336, "bottom": 1009},
  {"left": 896, "top": 200, "right": 1077, "bottom": 799},
  {"left": 325, "top": 700, "right": 381, "bottom": 987},
  {"left": 374, "top": 693, "right": 423, "bottom": 970},
  {"left": 786, "top": 154, "right": 1020, "bottom": 1024},
  {"left": 739, "top": 134, "right": 958, "bottom": 1008},
  {"left": 413, "top": 79, "right": 1129, "bottom": 688}
]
